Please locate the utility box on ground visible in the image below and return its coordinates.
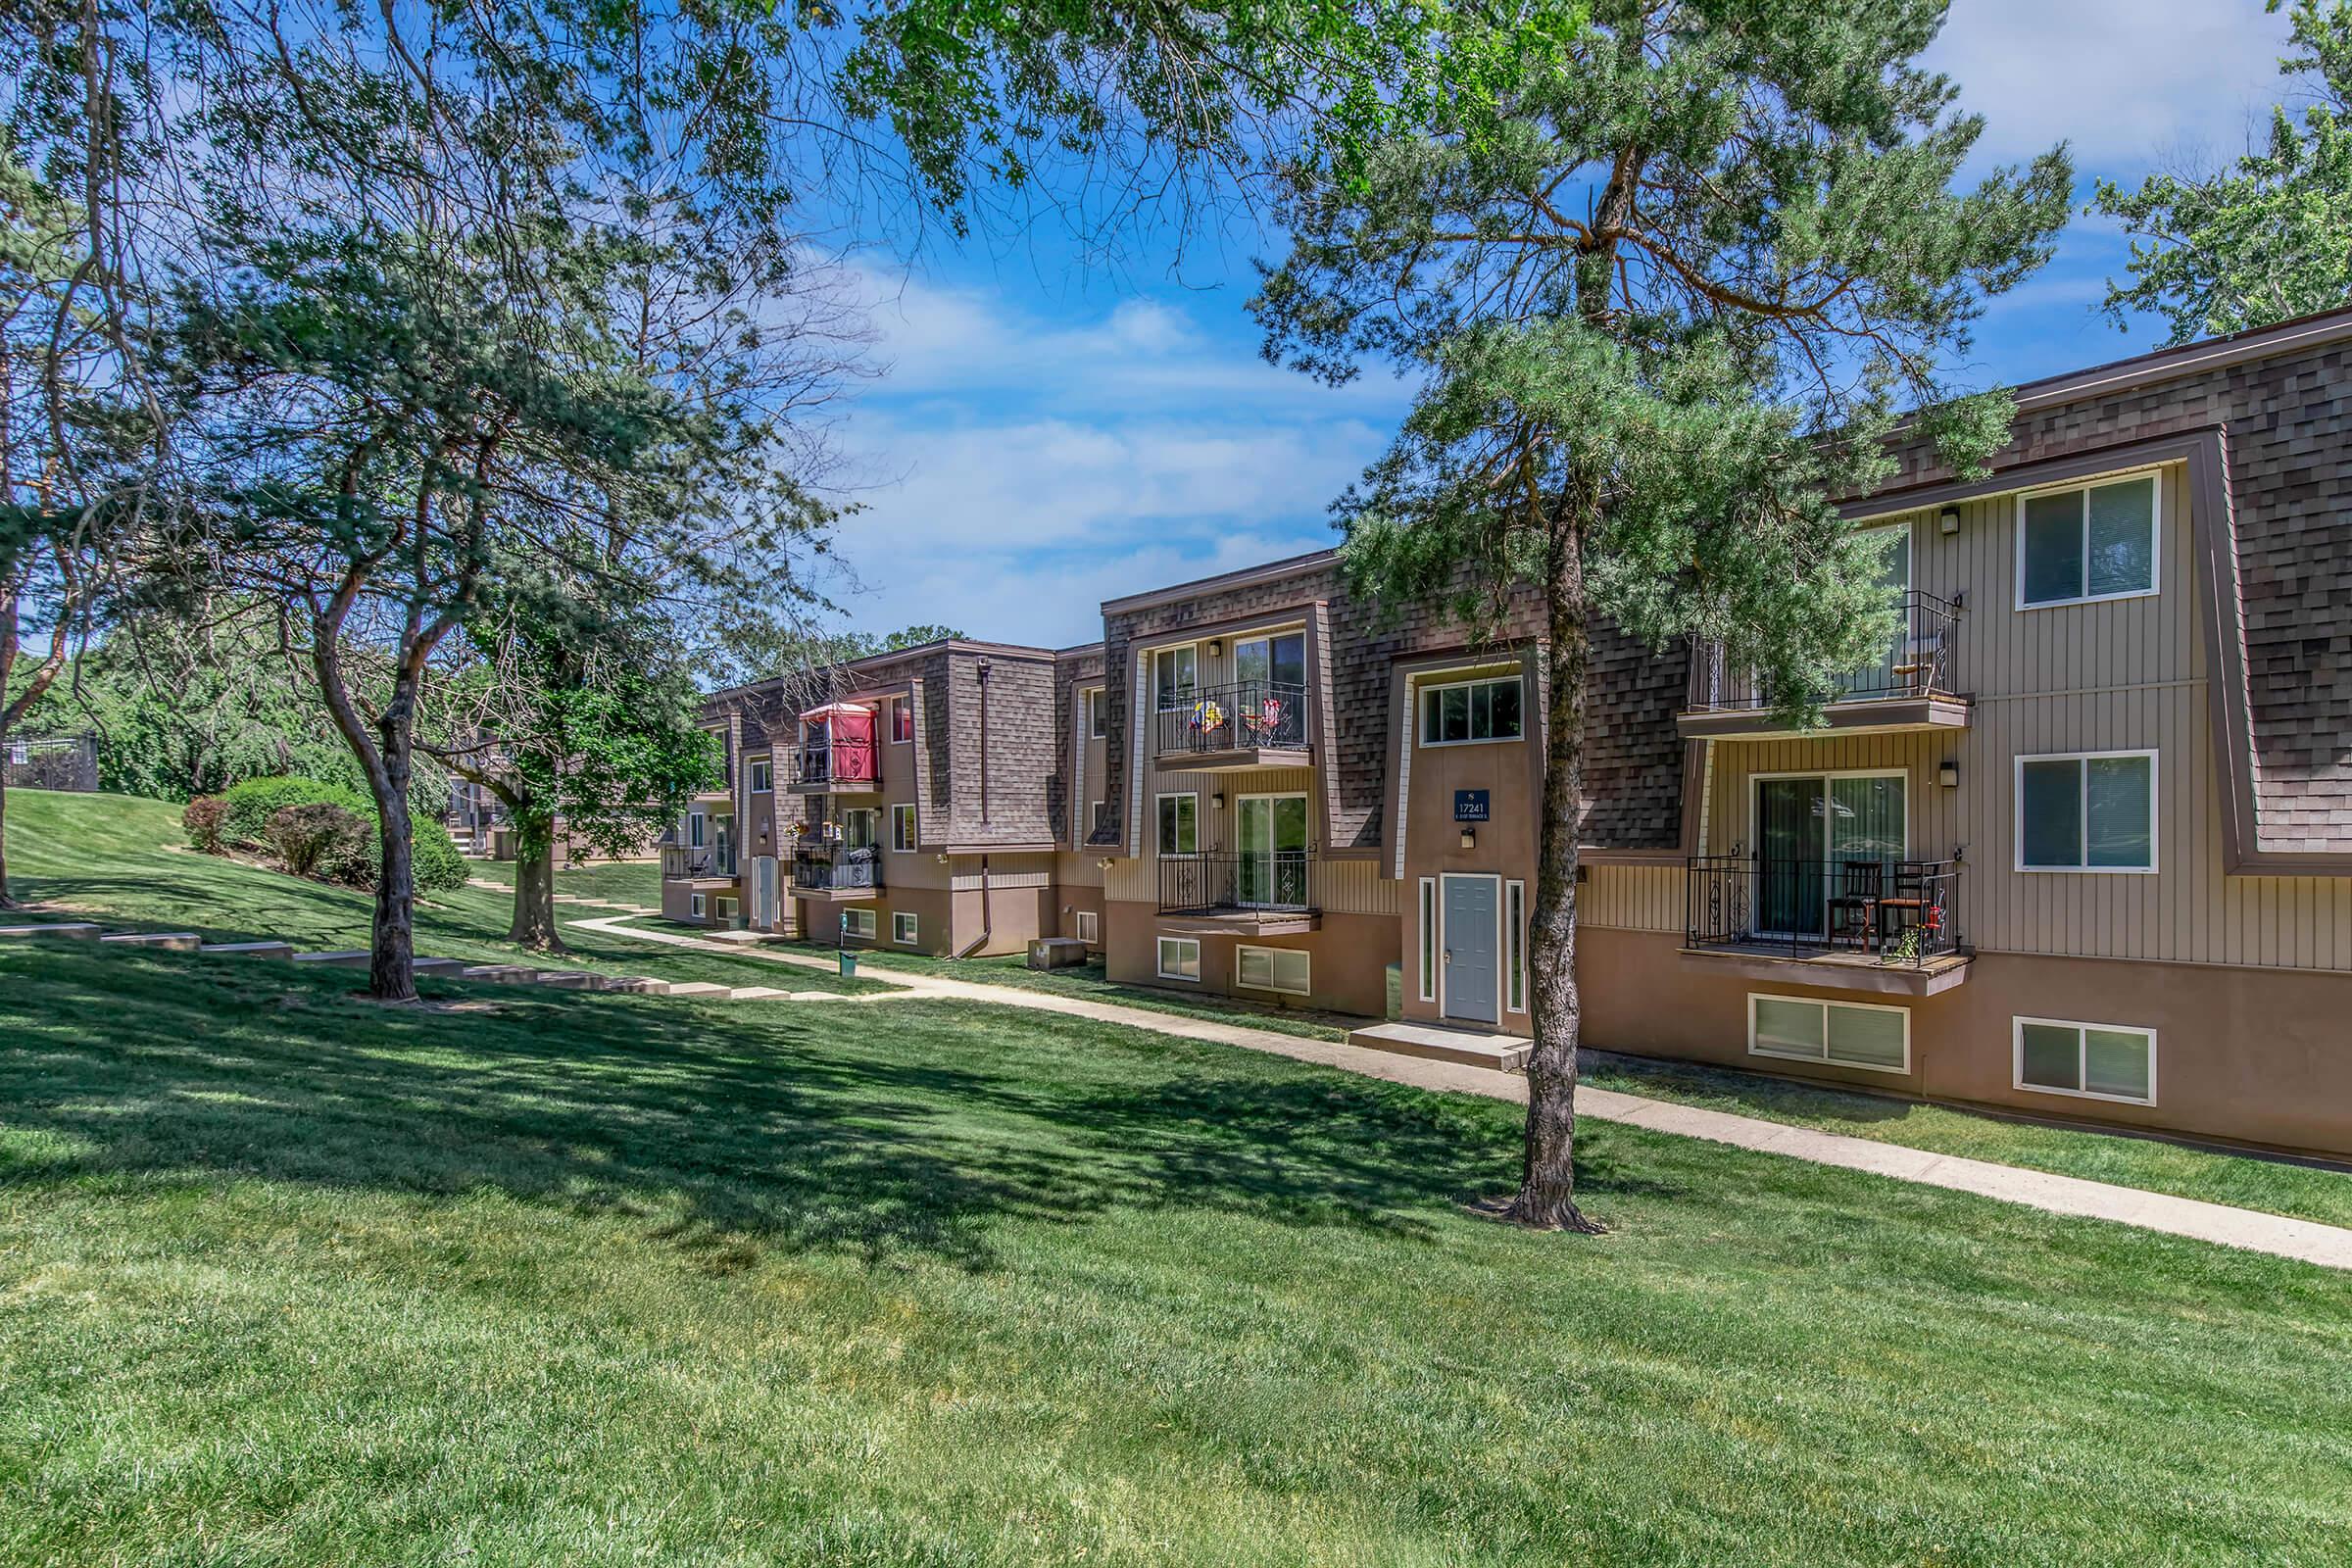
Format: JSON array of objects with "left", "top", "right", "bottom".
[{"left": 1028, "top": 937, "right": 1089, "bottom": 970}]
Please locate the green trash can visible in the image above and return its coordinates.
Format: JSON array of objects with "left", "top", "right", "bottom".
[{"left": 839, "top": 950, "right": 858, "bottom": 978}]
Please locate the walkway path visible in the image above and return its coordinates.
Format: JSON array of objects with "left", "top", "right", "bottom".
[{"left": 564, "top": 914, "right": 2352, "bottom": 1271}]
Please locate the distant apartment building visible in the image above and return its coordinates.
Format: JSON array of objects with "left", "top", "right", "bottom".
[{"left": 677, "top": 307, "right": 2352, "bottom": 1158}]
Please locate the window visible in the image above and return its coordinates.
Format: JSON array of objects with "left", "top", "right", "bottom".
[
  {"left": 1155, "top": 793, "right": 1198, "bottom": 857},
  {"left": 892, "top": 699, "right": 914, "bottom": 744},
  {"left": 842, "top": 808, "right": 880, "bottom": 851},
  {"left": 714, "top": 896, "right": 738, "bottom": 925},
  {"left": 894, "top": 911, "right": 919, "bottom": 945},
  {"left": 1505, "top": 880, "right": 1526, "bottom": 1013},
  {"left": 2019, "top": 473, "right": 2158, "bottom": 607},
  {"left": 689, "top": 893, "right": 707, "bottom": 918},
  {"left": 1420, "top": 674, "right": 1523, "bottom": 746},
  {"left": 1153, "top": 646, "right": 1198, "bottom": 710},
  {"left": 1748, "top": 995, "right": 1910, "bottom": 1074},
  {"left": 891, "top": 804, "right": 916, "bottom": 852},
  {"left": 749, "top": 759, "right": 773, "bottom": 793},
  {"left": 689, "top": 810, "right": 707, "bottom": 848},
  {"left": 1156, "top": 936, "right": 1200, "bottom": 982},
  {"left": 1090, "top": 801, "right": 1110, "bottom": 836},
  {"left": 1074, "top": 909, "right": 1099, "bottom": 944},
  {"left": 1417, "top": 878, "right": 1438, "bottom": 1003},
  {"left": 842, "top": 907, "right": 877, "bottom": 940},
  {"left": 2017, "top": 751, "right": 2156, "bottom": 871},
  {"left": 1085, "top": 687, "right": 1106, "bottom": 738},
  {"left": 1237, "top": 945, "right": 1310, "bottom": 996},
  {"left": 2016, "top": 1017, "right": 2156, "bottom": 1105},
  {"left": 1234, "top": 631, "right": 1306, "bottom": 690}
]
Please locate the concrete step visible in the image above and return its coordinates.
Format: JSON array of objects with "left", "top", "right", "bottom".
[
  {"left": 200, "top": 940, "right": 295, "bottom": 959},
  {"left": 412, "top": 957, "right": 468, "bottom": 977},
  {"left": 1346, "top": 1020, "right": 1531, "bottom": 1073},
  {"left": 530, "top": 971, "right": 597, "bottom": 990},
  {"left": 704, "top": 928, "right": 788, "bottom": 946},
  {"left": 724, "top": 986, "right": 793, "bottom": 1001},
  {"left": 601, "top": 976, "right": 671, "bottom": 995},
  {"left": 99, "top": 931, "right": 202, "bottom": 951},
  {"left": 460, "top": 964, "right": 541, "bottom": 984},
  {"left": 0, "top": 922, "right": 102, "bottom": 941},
  {"left": 662, "top": 982, "right": 730, "bottom": 999},
  {"left": 292, "top": 950, "right": 373, "bottom": 969}
]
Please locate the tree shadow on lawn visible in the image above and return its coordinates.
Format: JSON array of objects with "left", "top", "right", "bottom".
[{"left": 0, "top": 950, "right": 1648, "bottom": 1274}]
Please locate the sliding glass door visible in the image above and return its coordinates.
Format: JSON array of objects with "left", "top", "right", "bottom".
[
  {"left": 1752, "top": 773, "right": 1906, "bottom": 940},
  {"left": 1238, "top": 794, "right": 1309, "bottom": 908}
]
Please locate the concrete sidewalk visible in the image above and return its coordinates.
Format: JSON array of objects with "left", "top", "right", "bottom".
[{"left": 566, "top": 913, "right": 2352, "bottom": 1271}]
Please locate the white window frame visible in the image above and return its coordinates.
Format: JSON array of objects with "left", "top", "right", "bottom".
[
  {"left": 893, "top": 910, "right": 919, "bottom": 945},
  {"left": 2015, "top": 470, "right": 2162, "bottom": 611},
  {"left": 749, "top": 758, "right": 773, "bottom": 794},
  {"left": 689, "top": 893, "right": 707, "bottom": 919},
  {"left": 714, "top": 896, "right": 738, "bottom": 924},
  {"left": 1504, "top": 879, "right": 1527, "bottom": 1014},
  {"left": 689, "top": 809, "right": 707, "bottom": 849},
  {"left": 1417, "top": 877, "right": 1439, "bottom": 1003},
  {"left": 1153, "top": 644, "right": 1200, "bottom": 710},
  {"left": 1236, "top": 944, "right": 1310, "bottom": 997},
  {"left": 1418, "top": 673, "right": 1525, "bottom": 748},
  {"left": 891, "top": 804, "right": 917, "bottom": 853},
  {"left": 1090, "top": 800, "right": 1109, "bottom": 837},
  {"left": 2013, "top": 749, "right": 2159, "bottom": 874},
  {"left": 1156, "top": 935, "right": 1200, "bottom": 983},
  {"left": 2013, "top": 1016, "right": 2158, "bottom": 1106},
  {"left": 1746, "top": 993, "right": 1912, "bottom": 1076},
  {"left": 842, "top": 807, "right": 882, "bottom": 851},
  {"left": 1074, "top": 909, "right": 1099, "bottom": 944},
  {"left": 1085, "top": 687, "right": 1106, "bottom": 739},
  {"left": 842, "top": 907, "right": 877, "bottom": 940},
  {"left": 1155, "top": 791, "right": 1199, "bottom": 858}
]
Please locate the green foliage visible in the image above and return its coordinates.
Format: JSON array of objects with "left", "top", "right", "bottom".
[
  {"left": 265, "top": 802, "right": 370, "bottom": 881},
  {"left": 181, "top": 796, "right": 227, "bottom": 854},
  {"left": 1254, "top": 0, "right": 2075, "bottom": 723},
  {"left": 216, "top": 775, "right": 466, "bottom": 893},
  {"left": 2094, "top": 0, "right": 2352, "bottom": 342}
]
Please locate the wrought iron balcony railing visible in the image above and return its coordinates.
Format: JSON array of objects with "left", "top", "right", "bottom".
[
  {"left": 1153, "top": 679, "right": 1310, "bottom": 758},
  {"left": 1686, "top": 855, "right": 1960, "bottom": 966},
  {"left": 792, "top": 847, "right": 883, "bottom": 894},
  {"left": 793, "top": 740, "right": 879, "bottom": 787},
  {"left": 1156, "top": 847, "right": 1316, "bottom": 915},
  {"left": 1688, "top": 592, "right": 1961, "bottom": 711},
  {"left": 663, "top": 843, "right": 738, "bottom": 880}
]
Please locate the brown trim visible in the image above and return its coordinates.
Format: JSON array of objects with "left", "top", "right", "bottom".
[
  {"left": 1123, "top": 602, "right": 1322, "bottom": 653},
  {"left": 1676, "top": 695, "right": 1973, "bottom": 741},
  {"left": 1100, "top": 548, "right": 1339, "bottom": 614},
  {"left": 2004, "top": 304, "right": 2352, "bottom": 414}
]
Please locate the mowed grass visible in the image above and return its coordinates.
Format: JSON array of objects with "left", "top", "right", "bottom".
[
  {"left": 1, "top": 789, "right": 890, "bottom": 994},
  {"left": 463, "top": 853, "right": 662, "bottom": 908},
  {"left": 787, "top": 939, "right": 1365, "bottom": 1042},
  {"left": 2, "top": 939, "right": 2348, "bottom": 1566}
]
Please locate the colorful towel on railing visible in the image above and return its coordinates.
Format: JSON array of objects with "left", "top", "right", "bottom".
[
  {"left": 1243, "top": 696, "right": 1286, "bottom": 736},
  {"left": 1189, "top": 699, "right": 1225, "bottom": 731}
]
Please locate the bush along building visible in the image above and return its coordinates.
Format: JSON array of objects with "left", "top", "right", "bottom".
[{"left": 677, "top": 307, "right": 2352, "bottom": 1158}]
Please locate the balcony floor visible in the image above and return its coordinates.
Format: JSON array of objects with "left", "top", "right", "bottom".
[
  {"left": 1677, "top": 693, "right": 1971, "bottom": 741},
  {"left": 1156, "top": 906, "right": 1321, "bottom": 936},
  {"left": 1152, "top": 745, "right": 1311, "bottom": 772},
  {"left": 1678, "top": 942, "right": 1973, "bottom": 997}
]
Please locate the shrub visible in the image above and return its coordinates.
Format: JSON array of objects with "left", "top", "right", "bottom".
[
  {"left": 220, "top": 775, "right": 371, "bottom": 847},
  {"left": 183, "top": 795, "right": 228, "bottom": 855},
  {"left": 411, "top": 818, "right": 469, "bottom": 894},
  {"left": 267, "top": 802, "right": 371, "bottom": 880}
]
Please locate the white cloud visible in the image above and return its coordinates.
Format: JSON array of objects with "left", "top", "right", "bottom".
[{"left": 1925, "top": 0, "right": 2296, "bottom": 172}]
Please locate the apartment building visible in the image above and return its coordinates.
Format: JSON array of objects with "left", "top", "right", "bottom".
[
  {"left": 666, "top": 637, "right": 1107, "bottom": 957},
  {"left": 674, "top": 307, "right": 2352, "bottom": 1157}
]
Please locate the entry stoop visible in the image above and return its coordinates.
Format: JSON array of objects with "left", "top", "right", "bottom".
[{"left": 1347, "top": 1020, "right": 1531, "bottom": 1073}]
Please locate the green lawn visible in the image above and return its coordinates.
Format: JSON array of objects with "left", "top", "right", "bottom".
[
  {"left": 2, "top": 790, "right": 890, "bottom": 994},
  {"left": 3, "top": 936, "right": 2348, "bottom": 1566},
  {"left": 463, "top": 853, "right": 662, "bottom": 908},
  {"left": 793, "top": 940, "right": 1365, "bottom": 1042}
]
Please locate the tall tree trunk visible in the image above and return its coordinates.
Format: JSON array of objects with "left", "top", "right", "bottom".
[
  {"left": 1503, "top": 518, "right": 1604, "bottom": 1233},
  {"left": 366, "top": 680, "right": 421, "bottom": 1002},
  {"left": 508, "top": 808, "right": 564, "bottom": 953}
]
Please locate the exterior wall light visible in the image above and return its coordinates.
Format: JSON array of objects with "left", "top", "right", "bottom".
[
  {"left": 1211, "top": 791, "right": 1227, "bottom": 809},
  {"left": 1938, "top": 760, "right": 1960, "bottom": 788},
  {"left": 1938, "top": 506, "right": 1961, "bottom": 536},
  {"left": 1459, "top": 825, "right": 1477, "bottom": 850}
]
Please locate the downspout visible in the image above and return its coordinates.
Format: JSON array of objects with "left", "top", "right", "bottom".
[{"left": 955, "top": 854, "right": 993, "bottom": 958}]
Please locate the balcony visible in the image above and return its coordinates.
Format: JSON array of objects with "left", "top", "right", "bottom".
[
  {"left": 791, "top": 845, "right": 883, "bottom": 900},
  {"left": 790, "top": 741, "right": 879, "bottom": 793},
  {"left": 662, "top": 843, "right": 738, "bottom": 883},
  {"left": 1679, "top": 592, "right": 1969, "bottom": 740},
  {"left": 1683, "top": 855, "right": 1971, "bottom": 995},
  {"left": 1156, "top": 848, "right": 1320, "bottom": 935},
  {"left": 1153, "top": 680, "right": 1311, "bottom": 769}
]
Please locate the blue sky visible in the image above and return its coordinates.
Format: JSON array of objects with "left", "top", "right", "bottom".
[{"left": 815, "top": 0, "right": 2303, "bottom": 649}]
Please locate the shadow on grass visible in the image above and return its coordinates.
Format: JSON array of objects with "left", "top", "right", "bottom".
[{"left": 0, "top": 946, "right": 1634, "bottom": 1274}]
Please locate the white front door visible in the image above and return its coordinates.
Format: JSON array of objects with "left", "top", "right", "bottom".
[{"left": 753, "top": 856, "right": 777, "bottom": 929}]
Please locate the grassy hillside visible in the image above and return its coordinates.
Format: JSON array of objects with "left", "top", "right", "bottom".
[
  {"left": 4, "top": 935, "right": 2349, "bottom": 1565},
  {"left": 1, "top": 789, "right": 887, "bottom": 994}
]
